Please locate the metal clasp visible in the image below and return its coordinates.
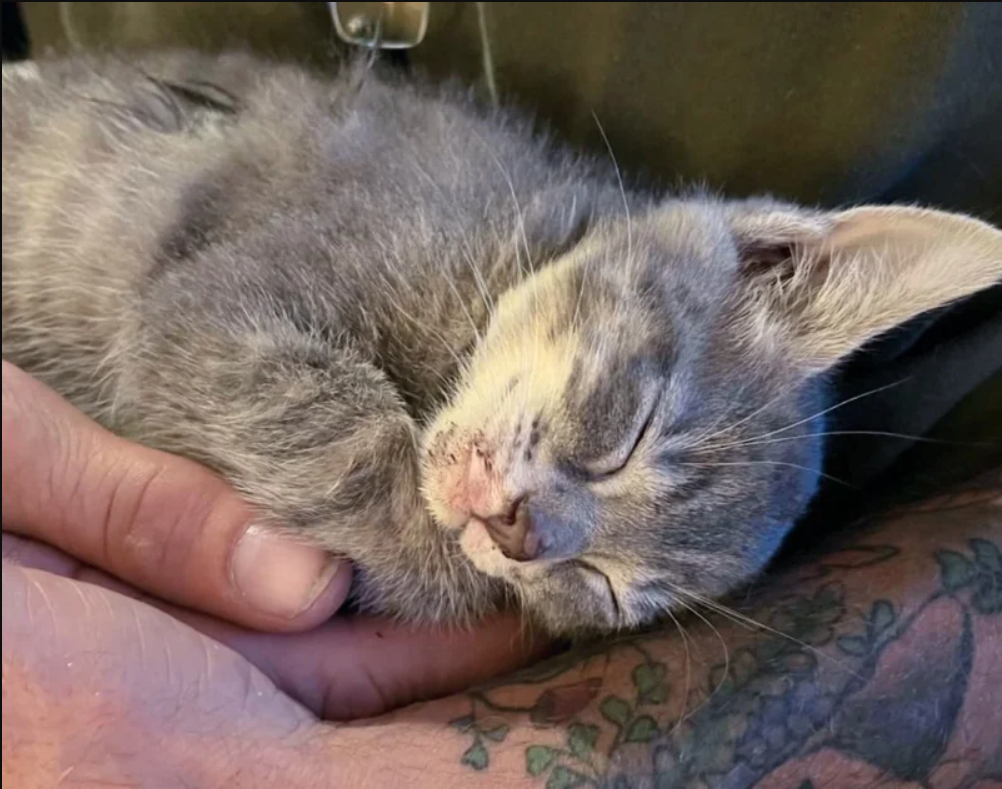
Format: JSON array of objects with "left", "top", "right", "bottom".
[{"left": 330, "top": 3, "right": 430, "bottom": 49}]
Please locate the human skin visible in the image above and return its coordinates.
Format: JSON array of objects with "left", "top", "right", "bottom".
[
  {"left": 3, "top": 361, "right": 1000, "bottom": 788},
  {"left": 1, "top": 358, "right": 545, "bottom": 721}
]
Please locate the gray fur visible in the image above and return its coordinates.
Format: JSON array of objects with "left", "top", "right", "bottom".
[{"left": 4, "top": 52, "right": 1000, "bottom": 636}]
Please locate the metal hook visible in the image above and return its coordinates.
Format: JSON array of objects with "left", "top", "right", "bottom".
[{"left": 330, "top": 3, "right": 430, "bottom": 50}]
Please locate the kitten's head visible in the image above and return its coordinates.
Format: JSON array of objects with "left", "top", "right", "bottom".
[{"left": 423, "top": 199, "right": 1002, "bottom": 636}]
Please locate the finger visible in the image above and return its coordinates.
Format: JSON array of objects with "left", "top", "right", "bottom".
[
  {"left": 3, "top": 532, "right": 80, "bottom": 577},
  {"left": 3, "top": 532, "right": 148, "bottom": 600},
  {"left": 179, "top": 610, "right": 550, "bottom": 720},
  {"left": 3, "top": 531, "right": 205, "bottom": 606},
  {"left": 3, "top": 533, "right": 546, "bottom": 721},
  {"left": 2, "top": 361, "right": 350, "bottom": 631}
]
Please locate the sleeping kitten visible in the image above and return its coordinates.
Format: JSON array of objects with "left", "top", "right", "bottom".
[{"left": 3, "top": 52, "right": 1000, "bottom": 636}]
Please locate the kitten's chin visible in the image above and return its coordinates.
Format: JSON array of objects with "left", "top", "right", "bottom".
[
  {"left": 459, "top": 519, "right": 512, "bottom": 576},
  {"left": 459, "top": 522, "right": 626, "bottom": 635},
  {"left": 458, "top": 520, "right": 542, "bottom": 578}
]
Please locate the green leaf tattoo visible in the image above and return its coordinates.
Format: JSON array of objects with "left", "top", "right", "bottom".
[
  {"left": 970, "top": 538, "right": 1001, "bottom": 574},
  {"left": 462, "top": 740, "right": 490, "bottom": 771},
  {"left": 546, "top": 765, "right": 589, "bottom": 789},
  {"left": 969, "top": 539, "right": 1002, "bottom": 616},
  {"left": 600, "top": 696, "right": 633, "bottom": 728},
  {"left": 625, "top": 716, "right": 659, "bottom": 743},
  {"left": 451, "top": 532, "right": 1000, "bottom": 786},
  {"left": 526, "top": 746, "right": 559, "bottom": 777},
  {"left": 449, "top": 714, "right": 475, "bottom": 732},
  {"left": 836, "top": 635, "right": 870, "bottom": 657},
  {"left": 936, "top": 550, "right": 977, "bottom": 592},
  {"left": 868, "top": 600, "right": 896, "bottom": 637},
  {"left": 973, "top": 584, "right": 1002, "bottom": 616},
  {"left": 632, "top": 663, "right": 670, "bottom": 706},
  {"left": 936, "top": 540, "right": 1001, "bottom": 615},
  {"left": 568, "top": 723, "right": 600, "bottom": 761}
]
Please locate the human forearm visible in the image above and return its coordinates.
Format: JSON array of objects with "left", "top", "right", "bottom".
[
  {"left": 4, "top": 472, "right": 998, "bottom": 788},
  {"left": 346, "top": 470, "right": 1000, "bottom": 789}
]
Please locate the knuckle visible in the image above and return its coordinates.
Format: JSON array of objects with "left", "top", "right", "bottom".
[
  {"left": 106, "top": 463, "right": 196, "bottom": 578},
  {"left": 1, "top": 361, "right": 30, "bottom": 453},
  {"left": 2, "top": 362, "right": 86, "bottom": 532}
]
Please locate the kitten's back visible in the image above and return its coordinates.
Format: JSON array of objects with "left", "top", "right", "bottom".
[
  {"left": 3, "top": 53, "right": 276, "bottom": 411},
  {"left": 2, "top": 52, "right": 620, "bottom": 421}
]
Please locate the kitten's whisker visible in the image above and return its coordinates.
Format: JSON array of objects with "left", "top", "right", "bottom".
[
  {"left": 571, "top": 271, "right": 588, "bottom": 337},
  {"left": 677, "top": 460, "right": 856, "bottom": 489},
  {"left": 441, "top": 268, "right": 483, "bottom": 347},
  {"left": 378, "top": 295, "right": 465, "bottom": 380},
  {"left": 734, "top": 379, "right": 911, "bottom": 446},
  {"left": 665, "top": 585, "right": 862, "bottom": 680},
  {"left": 592, "top": 111, "right": 633, "bottom": 269},
  {"left": 662, "top": 607, "right": 695, "bottom": 732},
  {"left": 470, "top": 129, "right": 547, "bottom": 417},
  {"left": 671, "top": 599, "right": 730, "bottom": 729},
  {"left": 383, "top": 289, "right": 468, "bottom": 374},
  {"left": 410, "top": 156, "right": 496, "bottom": 322},
  {"left": 678, "top": 378, "right": 804, "bottom": 452},
  {"left": 469, "top": 128, "right": 536, "bottom": 280},
  {"left": 688, "top": 429, "right": 989, "bottom": 456},
  {"left": 675, "top": 378, "right": 910, "bottom": 459},
  {"left": 462, "top": 244, "right": 496, "bottom": 318}
]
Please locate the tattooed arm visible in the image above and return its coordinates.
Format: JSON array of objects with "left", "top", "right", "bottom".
[
  {"left": 4, "top": 469, "right": 999, "bottom": 787},
  {"left": 366, "top": 470, "right": 1002, "bottom": 789}
]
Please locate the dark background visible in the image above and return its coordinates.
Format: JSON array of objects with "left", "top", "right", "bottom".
[{"left": 2, "top": 3, "right": 29, "bottom": 61}]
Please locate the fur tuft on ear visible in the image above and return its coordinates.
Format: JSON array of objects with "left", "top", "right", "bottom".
[{"left": 729, "top": 203, "right": 1002, "bottom": 371}]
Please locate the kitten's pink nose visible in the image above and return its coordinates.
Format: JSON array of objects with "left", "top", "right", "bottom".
[
  {"left": 479, "top": 496, "right": 541, "bottom": 562},
  {"left": 466, "top": 444, "right": 541, "bottom": 561}
]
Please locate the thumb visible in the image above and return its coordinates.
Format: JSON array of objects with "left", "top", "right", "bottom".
[{"left": 2, "top": 360, "right": 350, "bottom": 631}]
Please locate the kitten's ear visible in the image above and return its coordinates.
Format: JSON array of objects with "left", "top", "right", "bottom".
[{"left": 729, "top": 204, "right": 1002, "bottom": 372}]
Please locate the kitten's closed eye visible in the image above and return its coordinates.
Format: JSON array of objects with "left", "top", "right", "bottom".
[{"left": 581, "top": 399, "right": 658, "bottom": 482}]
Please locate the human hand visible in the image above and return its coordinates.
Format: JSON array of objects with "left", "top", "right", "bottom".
[
  {"left": 5, "top": 361, "right": 998, "bottom": 788},
  {"left": 2, "top": 546, "right": 545, "bottom": 786},
  {"left": 9, "top": 469, "right": 998, "bottom": 788},
  {"left": 2, "top": 360, "right": 544, "bottom": 721}
]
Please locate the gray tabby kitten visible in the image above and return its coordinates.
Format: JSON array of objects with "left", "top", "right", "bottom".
[{"left": 3, "top": 52, "right": 1001, "bottom": 636}]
